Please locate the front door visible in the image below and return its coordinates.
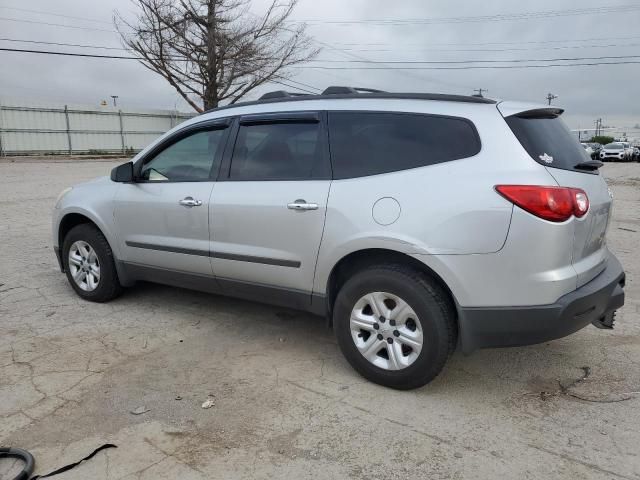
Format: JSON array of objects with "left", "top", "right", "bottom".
[
  {"left": 114, "top": 123, "right": 229, "bottom": 276},
  {"left": 209, "top": 112, "right": 331, "bottom": 307}
]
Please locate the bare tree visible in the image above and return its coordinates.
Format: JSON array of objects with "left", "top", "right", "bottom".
[{"left": 115, "top": 0, "right": 318, "bottom": 112}]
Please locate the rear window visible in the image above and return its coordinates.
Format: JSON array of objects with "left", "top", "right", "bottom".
[
  {"left": 505, "top": 114, "right": 591, "bottom": 172},
  {"left": 328, "top": 112, "right": 481, "bottom": 179}
]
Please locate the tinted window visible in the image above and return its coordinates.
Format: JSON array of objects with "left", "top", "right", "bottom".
[
  {"left": 328, "top": 112, "right": 480, "bottom": 179},
  {"left": 229, "top": 122, "right": 326, "bottom": 180},
  {"left": 140, "top": 128, "right": 226, "bottom": 181},
  {"left": 505, "top": 115, "right": 591, "bottom": 172}
]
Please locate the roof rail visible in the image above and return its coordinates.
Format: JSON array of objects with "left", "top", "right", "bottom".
[
  {"left": 258, "top": 90, "right": 310, "bottom": 100},
  {"left": 206, "top": 87, "right": 496, "bottom": 115},
  {"left": 322, "top": 86, "right": 387, "bottom": 95}
]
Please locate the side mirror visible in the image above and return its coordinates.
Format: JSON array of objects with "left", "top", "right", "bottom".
[{"left": 110, "top": 162, "right": 134, "bottom": 183}]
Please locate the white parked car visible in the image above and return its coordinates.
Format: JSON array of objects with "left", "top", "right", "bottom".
[
  {"left": 621, "top": 142, "right": 634, "bottom": 160},
  {"left": 581, "top": 143, "right": 594, "bottom": 158},
  {"left": 600, "top": 142, "right": 630, "bottom": 162}
]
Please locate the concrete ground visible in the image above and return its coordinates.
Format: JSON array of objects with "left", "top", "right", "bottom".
[{"left": 1, "top": 158, "right": 639, "bottom": 480}]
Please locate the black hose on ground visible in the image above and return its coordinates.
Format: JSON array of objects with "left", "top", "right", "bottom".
[
  {"left": 0, "top": 444, "right": 116, "bottom": 480},
  {"left": 0, "top": 447, "right": 35, "bottom": 480}
]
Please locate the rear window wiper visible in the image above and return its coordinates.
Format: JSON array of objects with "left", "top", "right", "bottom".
[{"left": 574, "top": 160, "right": 603, "bottom": 171}]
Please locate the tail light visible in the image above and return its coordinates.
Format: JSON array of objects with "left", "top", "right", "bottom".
[{"left": 495, "top": 185, "right": 589, "bottom": 222}]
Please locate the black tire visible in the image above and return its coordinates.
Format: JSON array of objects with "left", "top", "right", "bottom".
[
  {"left": 62, "top": 223, "right": 122, "bottom": 302},
  {"left": 333, "top": 264, "right": 456, "bottom": 390}
]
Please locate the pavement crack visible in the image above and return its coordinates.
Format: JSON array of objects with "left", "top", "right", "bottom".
[{"left": 526, "top": 443, "right": 639, "bottom": 480}]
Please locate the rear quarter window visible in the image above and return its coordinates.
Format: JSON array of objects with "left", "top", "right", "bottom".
[
  {"left": 328, "top": 112, "right": 481, "bottom": 179},
  {"left": 505, "top": 114, "right": 591, "bottom": 172}
]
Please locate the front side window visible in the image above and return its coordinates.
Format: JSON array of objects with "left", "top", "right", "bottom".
[
  {"left": 328, "top": 112, "right": 481, "bottom": 179},
  {"left": 229, "top": 121, "right": 326, "bottom": 180},
  {"left": 140, "top": 128, "right": 227, "bottom": 182}
]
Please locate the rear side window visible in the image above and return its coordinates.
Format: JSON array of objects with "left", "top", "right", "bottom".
[
  {"left": 328, "top": 112, "right": 480, "bottom": 179},
  {"left": 229, "top": 122, "right": 327, "bottom": 180},
  {"left": 505, "top": 115, "right": 591, "bottom": 172}
]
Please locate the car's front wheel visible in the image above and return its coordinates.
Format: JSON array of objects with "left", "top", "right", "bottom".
[
  {"left": 333, "top": 264, "right": 456, "bottom": 390},
  {"left": 62, "top": 224, "right": 122, "bottom": 302}
]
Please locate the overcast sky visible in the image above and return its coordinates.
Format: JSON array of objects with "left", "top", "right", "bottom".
[{"left": 1, "top": 0, "right": 638, "bottom": 134}]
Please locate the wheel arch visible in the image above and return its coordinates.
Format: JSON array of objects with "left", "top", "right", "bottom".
[
  {"left": 324, "top": 248, "right": 459, "bottom": 326},
  {"left": 58, "top": 212, "right": 102, "bottom": 252},
  {"left": 56, "top": 211, "right": 133, "bottom": 286}
]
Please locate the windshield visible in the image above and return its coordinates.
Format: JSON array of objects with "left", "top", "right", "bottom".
[
  {"left": 505, "top": 114, "right": 591, "bottom": 172},
  {"left": 604, "top": 143, "right": 623, "bottom": 149}
]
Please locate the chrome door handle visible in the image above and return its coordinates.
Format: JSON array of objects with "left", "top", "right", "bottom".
[
  {"left": 179, "top": 197, "right": 203, "bottom": 207},
  {"left": 287, "top": 200, "right": 318, "bottom": 211}
]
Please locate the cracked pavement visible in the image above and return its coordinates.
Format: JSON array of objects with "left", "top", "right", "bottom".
[{"left": 1, "top": 158, "right": 639, "bottom": 479}]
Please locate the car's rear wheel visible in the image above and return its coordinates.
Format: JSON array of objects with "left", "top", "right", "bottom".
[
  {"left": 62, "top": 224, "right": 122, "bottom": 302},
  {"left": 333, "top": 264, "right": 456, "bottom": 390}
]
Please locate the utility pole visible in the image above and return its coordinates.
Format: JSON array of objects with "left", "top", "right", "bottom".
[
  {"left": 111, "top": 95, "right": 119, "bottom": 107},
  {"left": 473, "top": 88, "right": 487, "bottom": 98},
  {"left": 594, "top": 118, "right": 602, "bottom": 137},
  {"left": 546, "top": 93, "right": 558, "bottom": 105}
]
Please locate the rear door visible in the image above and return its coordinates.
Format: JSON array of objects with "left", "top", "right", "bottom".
[
  {"left": 502, "top": 108, "right": 612, "bottom": 286},
  {"left": 209, "top": 112, "right": 331, "bottom": 308}
]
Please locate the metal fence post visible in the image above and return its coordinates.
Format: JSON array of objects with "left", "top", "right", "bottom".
[
  {"left": 0, "top": 102, "right": 4, "bottom": 157},
  {"left": 64, "top": 105, "right": 72, "bottom": 154},
  {"left": 118, "top": 110, "right": 125, "bottom": 154}
]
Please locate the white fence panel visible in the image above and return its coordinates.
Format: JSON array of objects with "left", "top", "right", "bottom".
[
  {"left": 122, "top": 132, "right": 165, "bottom": 150},
  {"left": 68, "top": 111, "right": 121, "bottom": 132},
  {"left": 0, "top": 99, "right": 195, "bottom": 155},
  {"left": 2, "top": 131, "right": 69, "bottom": 152}
]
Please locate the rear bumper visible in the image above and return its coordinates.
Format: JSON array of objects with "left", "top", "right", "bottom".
[{"left": 459, "top": 254, "right": 625, "bottom": 353}]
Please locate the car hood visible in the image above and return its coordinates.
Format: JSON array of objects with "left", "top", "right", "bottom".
[{"left": 74, "top": 175, "right": 111, "bottom": 188}]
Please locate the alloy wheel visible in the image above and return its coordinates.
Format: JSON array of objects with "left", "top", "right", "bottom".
[
  {"left": 350, "top": 291, "right": 424, "bottom": 370},
  {"left": 68, "top": 240, "right": 100, "bottom": 292}
]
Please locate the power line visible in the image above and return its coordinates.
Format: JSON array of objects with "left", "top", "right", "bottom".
[
  {"left": 308, "top": 55, "right": 640, "bottom": 65},
  {"left": 0, "top": 47, "right": 136, "bottom": 59},
  {"left": 269, "top": 79, "right": 318, "bottom": 95},
  {"left": 295, "top": 61, "right": 640, "bottom": 70},
  {"left": 330, "top": 34, "right": 640, "bottom": 48},
  {"left": 0, "top": 38, "right": 128, "bottom": 51},
  {"left": 0, "top": 6, "right": 115, "bottom": 25},
  {"left": 2, "top": 37, "right": 638, "bottom": 58},
  {"left": 308, "top": 35, "right": 474, "bottom": 91},
  {"left": 0, "top": 47, "right": 323, "bottom": 92},
  {"left": 330, "top": 42, "right": 640, "bottom": 54},
  {"left": 295, "top": 5, "right": 640, "bottom": 26},
  {"left": 267, "top": 15, "right": 471, "bottom": 91},
  {"left": 273, "top": 77, "right": 322, "bottom": 93},
  {"left": 4, "top": 48, "right": 639, "bottom": 71},
  {"left": 0, "top": 16, "right": 118, "bottom": 33}
]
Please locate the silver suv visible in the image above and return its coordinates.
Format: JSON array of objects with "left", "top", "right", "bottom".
[{"left": 52, "top": 87, "right": 625, "bottom": 389}]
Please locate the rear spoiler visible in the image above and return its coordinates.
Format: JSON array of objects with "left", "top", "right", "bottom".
[
  {"left": 497, "top": 101, "right": 564, "bottom": 118},
  {"left": 511, "top": 108, "right": 564, "bottom": 119}
]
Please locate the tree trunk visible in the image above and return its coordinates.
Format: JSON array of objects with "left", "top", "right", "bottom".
[{"left": 203, "top": 0, "right": 219, "bottom": 110}]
